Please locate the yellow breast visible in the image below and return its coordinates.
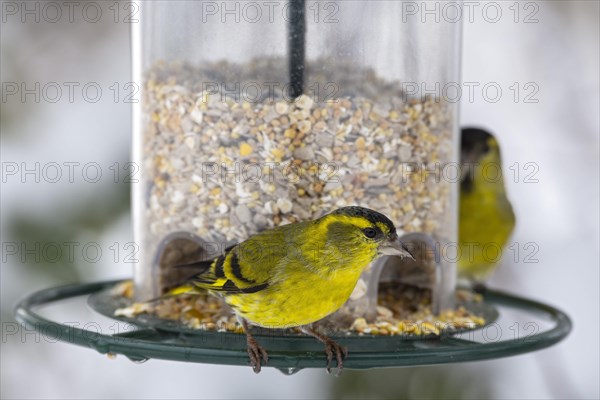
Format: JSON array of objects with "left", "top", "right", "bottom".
[
  {"left": 225, "top": 267, "right": 363, "bottom": 328},
  {"left": 459, "top": 182, "right": 515, "bottom": 280}
]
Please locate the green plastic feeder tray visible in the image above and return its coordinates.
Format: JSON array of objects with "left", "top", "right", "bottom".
[{"left": 14, "top": 279, "right": 571, "bottom": 374}]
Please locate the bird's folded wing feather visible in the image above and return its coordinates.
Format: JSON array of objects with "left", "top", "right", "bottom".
[
  {"left": 169, "top": 223, "right": 311, "bottom": 296},
  {"left": 176, "top": 228, "right": 290, "bottom": 294}
]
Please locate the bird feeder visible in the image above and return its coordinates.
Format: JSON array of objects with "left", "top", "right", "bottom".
[
  {"left": 15, "top": 0, "right": 571, "bottom": 373},
  {"left": 133, "top": 0, "right": 458, "bottom": 319}
]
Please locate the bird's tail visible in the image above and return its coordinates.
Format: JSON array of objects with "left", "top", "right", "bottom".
[{"left": 141, "top": 259, "right": 216, "bottom": 303}]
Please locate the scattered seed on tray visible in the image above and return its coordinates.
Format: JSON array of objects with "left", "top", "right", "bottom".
[{"left": 113, "top": 281, "right": 485, "bottom": 337}]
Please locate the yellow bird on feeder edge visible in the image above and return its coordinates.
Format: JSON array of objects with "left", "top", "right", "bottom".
[{"left": 166, "top": 206, "right": 414, "bottom": 375}]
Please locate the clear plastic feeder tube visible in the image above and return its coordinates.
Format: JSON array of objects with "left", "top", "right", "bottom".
[{"left": 132, "top": 1, "right": 461, "bottom": 315}]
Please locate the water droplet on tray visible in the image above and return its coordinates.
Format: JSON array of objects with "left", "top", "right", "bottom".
[
  {"left": 277, "top": 367, "right": 301, "bottom": 376},
  {"left": 126, "top": 355, "right": 149, "bottom": 364}
]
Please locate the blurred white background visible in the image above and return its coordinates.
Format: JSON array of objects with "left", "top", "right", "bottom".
[{"left": 1, "top": 1, "right": 598, "bottom": 399}]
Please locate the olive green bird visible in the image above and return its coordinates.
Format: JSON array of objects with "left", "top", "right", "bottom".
[
  {"left": 459, "top": 128, "right": 516, "bottom": 285},
  {"left": 167, "top": 206, "right": 413, "bottom": 375}
]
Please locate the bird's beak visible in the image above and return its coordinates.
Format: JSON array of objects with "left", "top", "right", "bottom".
[{"left": 379, "top": 236, "right": 415, "bottom": 260}]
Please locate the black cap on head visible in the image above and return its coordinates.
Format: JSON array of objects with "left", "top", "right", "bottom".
[
  {"left": 331, "top": 206, "right": 396, "bottom": 235},
  {"left": 461, "top": 128, "right": 494, "bottom": 154}
]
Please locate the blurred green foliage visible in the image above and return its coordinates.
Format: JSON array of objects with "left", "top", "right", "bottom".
[{"left": 8, "top": 177, "right": 130, "bottom": 279}]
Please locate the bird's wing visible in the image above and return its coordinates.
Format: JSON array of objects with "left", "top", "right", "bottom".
[
  {"left": 177, "top": 227, "right": 291, "bottom": 295},
  {"left": 170, "top": 222, "right": 312, "bottom": 296}
]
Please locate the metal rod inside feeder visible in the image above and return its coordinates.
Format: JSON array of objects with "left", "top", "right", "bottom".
[{"left": 288, "top": 0, "right": 306, "bottom": 98}]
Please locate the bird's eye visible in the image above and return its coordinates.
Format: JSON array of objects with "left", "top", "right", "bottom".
[{"left": 363, "top": 227, "right": 378, "bottom": 239}]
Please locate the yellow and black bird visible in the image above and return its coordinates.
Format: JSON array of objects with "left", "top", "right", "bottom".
[
  {"left": 167, "top": 206, "right": 413, "bottom": 375},
  {"left": 459, "top": 128, "right": 516, "bottom": 285}
]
